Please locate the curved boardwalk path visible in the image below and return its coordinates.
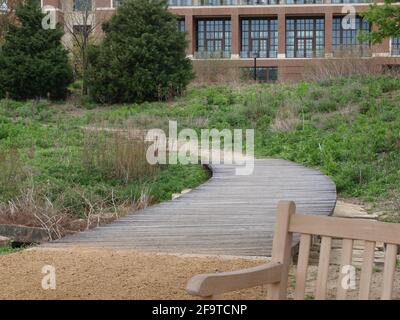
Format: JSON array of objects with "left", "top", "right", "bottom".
[{"left": 43, "top": 159, "right": 337, "bottom": 256}]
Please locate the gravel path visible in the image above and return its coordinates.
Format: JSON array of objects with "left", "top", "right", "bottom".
[{"left": 0, "top": 247, "right": 398, "bottom": 299}]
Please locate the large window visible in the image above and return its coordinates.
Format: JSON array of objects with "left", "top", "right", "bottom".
[
  {"left": 391, "top": 37, "right": 400, "bottom": 56},
  {"left": 286, "top": 17, "right": 324, "bottom": 58},
  {"left": 240, "top": 18, "right": 278, "bottom": 58},
  {"left": 196, "top": 19, "right": 231, "bottom": 58},
  {"left": 240, "top": 67, "right": 278, "bottom": 82},
  {"left": 332, "top": 16, "right": 370, "bottom": 56},
  {"left": 73, "top": 0, "right": 92, "bottom": 11}
]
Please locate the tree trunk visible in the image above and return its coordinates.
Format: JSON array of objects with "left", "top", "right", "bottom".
[{"left": 82, "top": 40, "right": 88, "bottom": 96}]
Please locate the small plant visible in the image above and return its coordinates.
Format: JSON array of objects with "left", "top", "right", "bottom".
[
  {"left": 0, "top": 244, "right": 25, "bottom": 255},
  {"left": 75, "top": 95, "right": 97, "bottom": 110}
]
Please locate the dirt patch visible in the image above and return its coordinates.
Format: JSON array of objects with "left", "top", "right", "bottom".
[{"left": 0, "top": 247, "right": 398, "bottom": 300}]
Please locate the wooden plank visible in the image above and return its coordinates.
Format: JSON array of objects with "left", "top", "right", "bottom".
[
  {"left": 294, "top": 233, "right": 312, "bottom": 300},
  {"left": 289, "top": 214, "right": 400, "bottom": 245},
  {"left": 268, "top": 201, "right": 295, "bottom": 300},
  {"left": 359, "top": 241, "right": 375, "bottom": 300},
  {"left": 42, "top": 160, "right": 337, "bottom": 257},
  {"left": 381, "top": 244, "right": 397, "bottom": 300},
  {"left": 315, "top": 236, "right": 332, "bottom": 300},
  {"left": 336, "top": 239, "right": 353, "bottom": 300}
]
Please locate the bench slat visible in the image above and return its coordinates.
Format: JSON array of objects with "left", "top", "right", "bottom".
[
  {"left": 359, "top": 241, "right": 375, "bottom": 300},
  {"left": 289, "top": 214, "right": 400, "bottom": 245},
  {"left": 381, "top": 244, "right": 397, "bottom": 300},
  {"left": 294, "top": 234, "right": 312, "bottom": 300},
  {"left": 336, "top": 239, "right": 353, "bottom": 300},
  {"left": 315, "top": 236, "right": 332, "bottom": 300},
  {"left": 267, "top": 201, "right": 295, "bottom": 300}
]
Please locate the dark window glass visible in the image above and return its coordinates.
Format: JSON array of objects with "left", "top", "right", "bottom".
[
  {"left": 392, "top": 37, "right": 400, "bottom": 56},
  {"left": 199, "top": 0, "right": 235, "bottom": 4},
  {"left": 113, "top": 0, "right": 123, "bottom": 7},
  {"left": 168, "top": 0, "right": 192, "bottom": 5},
  {"left": 285, "top": 0, "right": 323, "bottom": 3},
  {"left": 178, "top": 19, "right": 185, "bottom": 33},
  {"left": 196, "top": 19, "right": 231, "bottom": 58},
  {"left": 331, "top": 0, "right": 369, "bottom": 3},
  {"left": 240, "top": 67, "right": 278, "bottom": 82},
  {"left": 73, "top": 25, "right": 90, "bottom": 34},
  {"left": 240, "top": 18, "right": 278, "bottom": 58},
  {"left": 332, "top": 16, "right": 370, "bottom": 56},
  {"left": 286, "top": 17, "right": 324, "bottom": 58},
  {"left": 240, "top": 0, "right": 279, "bottom": 4},
  {"left": 74, "top": 0, "right": 92, "bottom": 11}
]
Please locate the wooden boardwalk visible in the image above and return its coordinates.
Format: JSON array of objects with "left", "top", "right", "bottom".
[{"left": 43, "top": 159, "right": 337, "bottom": 256}]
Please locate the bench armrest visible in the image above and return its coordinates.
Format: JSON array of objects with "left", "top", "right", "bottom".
[{"left": 186, "top": 262, "right": 282, "bottom": 298}]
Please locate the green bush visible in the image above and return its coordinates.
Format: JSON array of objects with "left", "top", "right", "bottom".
[
  {"left": 0, "top": 1, "right": 73, "bottom": 100},
  {"left": 87, "top": 0, "right": 193, "bottom": 104}
]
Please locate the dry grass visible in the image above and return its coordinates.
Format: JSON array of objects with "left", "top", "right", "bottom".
[
  {"left": 0, "top": 129, "right": 155, "bottom": 239},
  {"left": 270, "top": 105, "right": 301, "bottom": 132},
  {"left": 304, "top": 50, "right": 381, "bottom": 81},
  {"left": 192, "top": 59, "right": 240, "bottom": 85},
  {"left": 0, "top": 184, "right": 149, "bottom": 240},
  {"left": 82, "top": 128, "right": 158, "bottom": 184}
]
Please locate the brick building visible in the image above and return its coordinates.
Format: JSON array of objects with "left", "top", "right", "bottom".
[{"left": 41, "top": 0, "right": 400, "bottom": 81}]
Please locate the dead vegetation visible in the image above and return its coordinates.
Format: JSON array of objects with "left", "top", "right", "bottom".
[
  {"left": 304, "top": 50, "right": 381, "bottom": 81},
  {"left": 192, "top": 59, "right": 240, "bottom": 85},
  {"left": 0, "top": 129, "right": 155, "bottom": 240}
]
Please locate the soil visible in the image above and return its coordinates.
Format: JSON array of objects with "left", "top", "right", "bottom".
[{"left": 0, "top": 247, "right": 398, "bottom": 300}]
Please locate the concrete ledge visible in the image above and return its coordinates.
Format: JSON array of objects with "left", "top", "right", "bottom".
[{"left": 0, "top": 224, "right": 50, "bottom": 244}]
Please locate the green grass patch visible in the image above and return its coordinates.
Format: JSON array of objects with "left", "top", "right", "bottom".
[
  {"left": 0, "top": 245, "right": 25, "bottom": 256},
  {"left": 76, "top": 75, "right": 400, "bottom": 204},
  {"left": 1, "top": 74, "right": 400, "bottom": 229}
]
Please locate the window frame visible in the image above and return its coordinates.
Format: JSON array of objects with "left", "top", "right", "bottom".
[
  {"left": 73, "top": 0, "right": 92, "bottom": 11},
  {"left": 240, "top": 66, "right": 278, "bottom": 82},
  {"left": 178, "top": 18, "right": 185, "bottom": 33},
  {"left": 285, "top": 17, "right": 325, "bottom": 58},
  {"left": 332, "top": 15, "right": 371, "bottom": 56},
  {"left": 113, "top": 0, "right": 123, "bottom": 8},
  {"left": 240, "top": 17, "right": 278, "bottom": 58},
  {"left": 391, "top": 37, "right": 400, "bottom": 56},
  {"left": 196, "top": 18, "right": 232, "bottom": 58}
]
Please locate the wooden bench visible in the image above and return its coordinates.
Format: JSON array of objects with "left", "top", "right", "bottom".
[{"left": 186, "top": 201, "right": 400, "bottom": 300}]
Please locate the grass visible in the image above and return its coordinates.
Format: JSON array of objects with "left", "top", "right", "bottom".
[
  {"left": 0, "top": 98, "right": 210, "bottom": 236},
  {"left": 0, "top": 244, "right": 26, "bottom": 255},
  {"left": 72, "top": 75, "right": 400, "bottom": 209},
  {"left": 1, "top": 74, "right": 400, "bottom": 231}
]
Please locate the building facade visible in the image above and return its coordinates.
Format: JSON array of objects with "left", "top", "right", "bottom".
[{"left": 42, "top": 0, "right": 400, "bottom": 81}]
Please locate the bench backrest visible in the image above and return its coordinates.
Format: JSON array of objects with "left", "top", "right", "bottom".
[{"left": 270, "top": 201, "right": 400, "bottom": 300}]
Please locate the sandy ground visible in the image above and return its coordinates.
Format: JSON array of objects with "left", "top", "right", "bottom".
[{"left": 0, "top": 247, "right": 399, "bottom": 300}]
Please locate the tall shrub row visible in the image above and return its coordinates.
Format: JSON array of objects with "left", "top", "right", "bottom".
[{"left": 0, "top": 0, "right": 193, "bottom": 103}]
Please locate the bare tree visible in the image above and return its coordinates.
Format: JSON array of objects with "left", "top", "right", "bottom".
[
  {"left": 0, "top": 0, "right": 22, "bottom": 42},
  {"left": 61, "top": 0, "right": 106, "bottom": 95}
]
